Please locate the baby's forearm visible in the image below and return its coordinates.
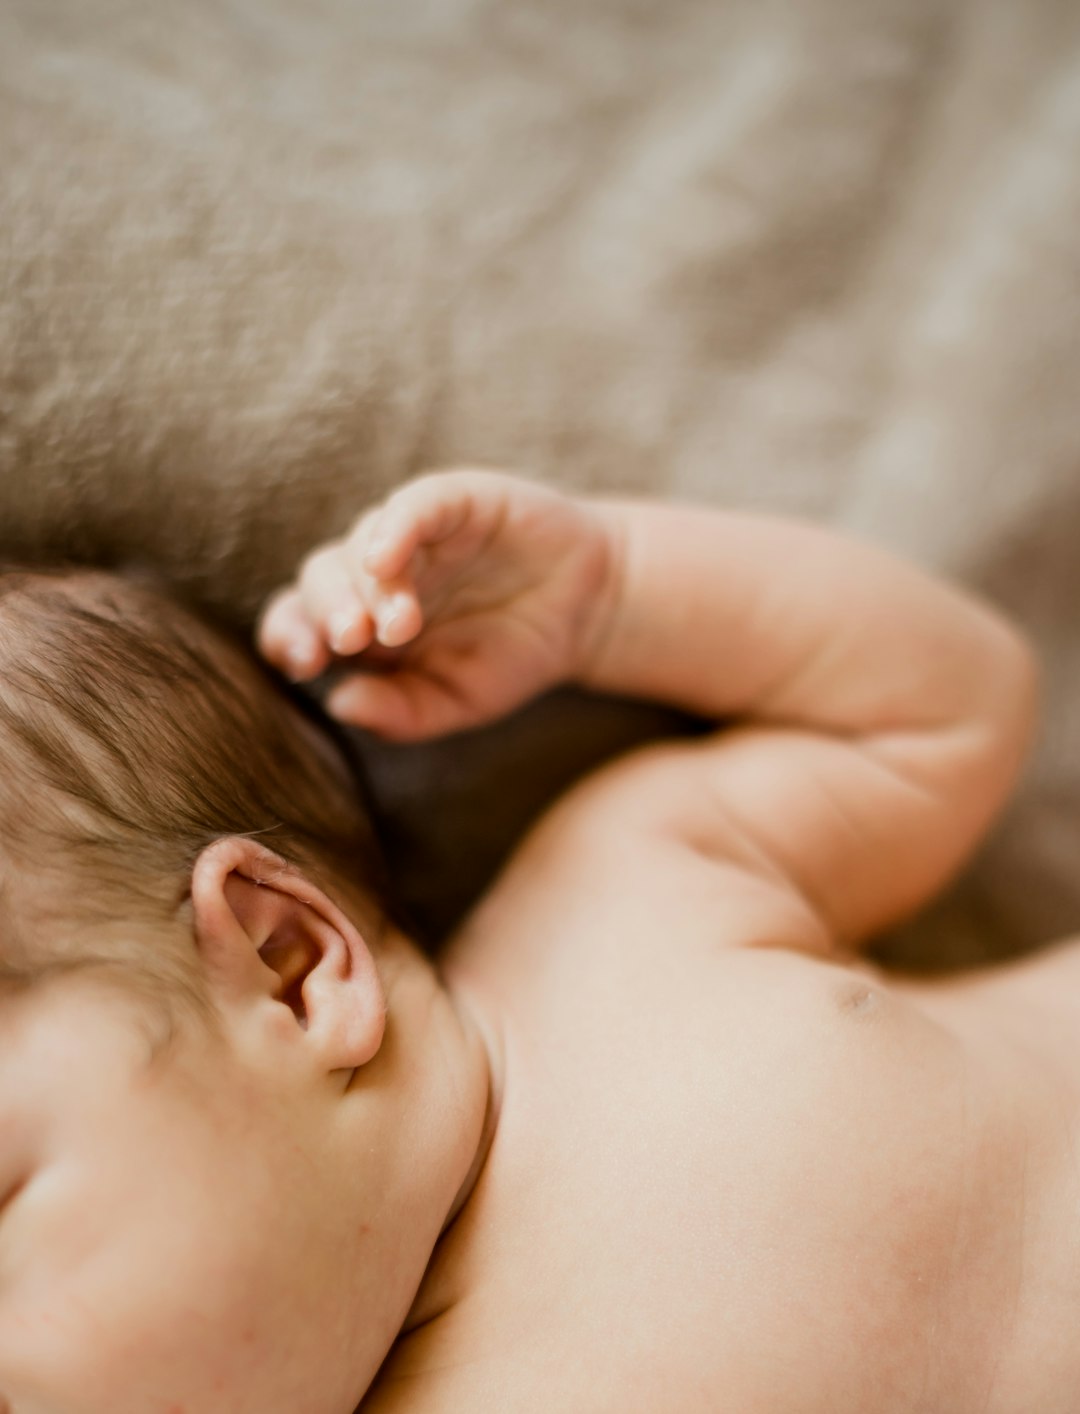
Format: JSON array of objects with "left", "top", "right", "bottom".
[{"left": 582, "top": 500, "right": 1037, "bottom": 749}]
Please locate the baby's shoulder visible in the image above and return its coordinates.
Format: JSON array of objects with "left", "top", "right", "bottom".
[{"left": 451, "top": 739, "right": 831, "bottom": 977}]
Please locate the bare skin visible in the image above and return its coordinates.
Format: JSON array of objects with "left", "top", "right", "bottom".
[
  {"left": 364, "top": 783, "right": 1075, "bottom": 1413},
  {"left": 258, "top": 470, "right": 1071, "bottom": 1413}
]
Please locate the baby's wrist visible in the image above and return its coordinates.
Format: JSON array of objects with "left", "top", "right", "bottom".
[{"left": 569, "top": 499, "right": 630, "bottom": 688}]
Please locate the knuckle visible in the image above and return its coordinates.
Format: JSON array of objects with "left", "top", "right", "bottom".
[
  {"left": 346, "top": 514, "right": 383, "bottom": 562},
  {"left": 345, "top": 515, "right": 370, "bottom": 550},
  {"left": 300, "top": 545, "right": 342, "bottom": 591},
  {"left": 350, "top": 502, "right": 381, "bottom": 534}
]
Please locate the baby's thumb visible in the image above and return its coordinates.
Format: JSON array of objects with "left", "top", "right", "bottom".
[{"left": 326, "top": 671, "right": 468, "bottom": 742}]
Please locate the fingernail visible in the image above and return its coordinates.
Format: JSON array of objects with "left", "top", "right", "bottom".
[
  {"left": 363, "top": 537, "right": 388, "bottom": 569},
  {"left": 376, "top": 604, "right": 400, "bottom": 641},
  {"left": 327, "top": 683, "right": 359, "bottom": 719},
  {"left": 285, "top": 642, "right": 315, "bottom": 679},
  {"left": 328, "top": 609, "right": 356, "bottom": 652}
]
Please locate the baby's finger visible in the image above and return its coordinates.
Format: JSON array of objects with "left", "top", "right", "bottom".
[
  {"left": 369, "top": 579, "right": 424, "bottom": 648},
  {"left": 359, "top": 476, "right": 478, "bottom": 579},
  {"left": 297, "top": 545, "right": 375, "bottom": 657},
  {"left": 257, "top": 588, "right": 331, "bottom": 681},
  {"left": 342, "top": 518, "right": 423, "bottom": 648}
]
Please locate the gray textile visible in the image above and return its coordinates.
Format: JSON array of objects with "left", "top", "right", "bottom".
[{"left": 2, "top": 0, "right": 1079, "bottom": 962}]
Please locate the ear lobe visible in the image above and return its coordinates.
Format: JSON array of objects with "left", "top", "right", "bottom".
[{"left": 191, "top": 837, "right": 385, "bottom": 1073}]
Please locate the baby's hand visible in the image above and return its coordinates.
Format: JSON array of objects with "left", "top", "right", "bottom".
[{"left": 257, "top": 469, "right": 618, "bottom": 740}]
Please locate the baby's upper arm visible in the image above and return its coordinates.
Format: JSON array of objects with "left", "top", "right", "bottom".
[{"left": 566, "top": 716, "right": 1017, "bottom": 953}]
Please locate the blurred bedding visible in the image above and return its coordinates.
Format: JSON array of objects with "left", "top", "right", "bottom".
[{"left": 2, "top": 0, "right": 1079, "bottom": 961}]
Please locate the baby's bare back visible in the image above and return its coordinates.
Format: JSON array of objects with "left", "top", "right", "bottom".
[{"left": 364, "top": 774, "right": 1074, "bottom": 1414}]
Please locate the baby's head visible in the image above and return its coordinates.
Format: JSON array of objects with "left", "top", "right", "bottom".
[{"left": 0, "top": 570, "right": 488, "bottom": 1414}]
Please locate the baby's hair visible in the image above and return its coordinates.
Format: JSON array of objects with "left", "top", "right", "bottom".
[{"left": 0, "top": 566, "right": 390, "bottom": 1028}]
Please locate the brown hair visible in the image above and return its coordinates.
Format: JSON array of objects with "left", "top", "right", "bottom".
[{"left": 0, "top": 566, "right": 389, "bottom": 1022}]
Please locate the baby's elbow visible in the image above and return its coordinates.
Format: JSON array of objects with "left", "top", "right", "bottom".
[
  {"left": 999, "top": 620, "right": 1041, "bottom": 745},
  {"left": 977, "top": 616, "right": 1042, "bottom": 786}
]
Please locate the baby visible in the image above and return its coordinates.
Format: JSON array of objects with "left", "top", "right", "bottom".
[{"left": 0, "top": 468, "right": 1067, "bottom": 1414}]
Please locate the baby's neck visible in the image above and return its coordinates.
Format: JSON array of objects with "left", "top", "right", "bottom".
[
  {"left": 398, "top": 969, "right": 505, "bottom": 1337},
  {"left": 443, "top": 987, "right": 503, "bottom": 1234}
]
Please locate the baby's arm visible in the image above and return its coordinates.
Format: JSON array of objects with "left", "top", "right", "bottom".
[
  {"left": 259, "top": 471, "right": 1038, "bottom": 951},
  {"left": 581, "top": 500, "right": 1039, "bottom": 947}
]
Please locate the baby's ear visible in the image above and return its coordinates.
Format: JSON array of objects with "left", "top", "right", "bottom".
[{"left": 190, "top": 837, "right": 385, "bottom": 1074}]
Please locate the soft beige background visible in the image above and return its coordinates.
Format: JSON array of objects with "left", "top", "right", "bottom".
[{"left": 2, "top": 0, "right": 1079, "bottom": 959}]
